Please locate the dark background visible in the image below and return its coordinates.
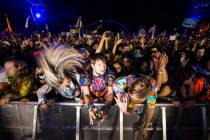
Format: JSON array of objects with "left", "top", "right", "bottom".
[{"left": 0, "top": 0, "right": 200, "bottom": 33}]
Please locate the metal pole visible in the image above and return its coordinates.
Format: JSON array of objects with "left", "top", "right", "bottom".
[
  {"left": 76, "top": 106, "right": 81, "bottom": 140},
  {"left": 98, "top": 121, "right": 101, "bottom": 140},
  {"left": 162, "top": 107, "right": 167, "bottom": 140},
  {"left": 32, "top": 105, "right": 38, "bottom": 140},
  {"left": 173, "top": 107, "right": 183, "bottom": 140},
  {"left": 201, "top": 106, "right": 208, "bottom": 140},
  {"left": 120, "top": 111, "right": 123, "bottom": 140},
  {"left": 15, "top": 104, "right": 25, "bottom": 138}
]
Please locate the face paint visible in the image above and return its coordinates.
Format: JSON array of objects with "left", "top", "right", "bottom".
[{"left": 92, "top": 60, "right": 106, "bottom": 76}]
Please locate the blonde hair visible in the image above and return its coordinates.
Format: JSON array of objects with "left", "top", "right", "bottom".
[{"left": 37, "top": 44, "right": 83, "bottom": 88}]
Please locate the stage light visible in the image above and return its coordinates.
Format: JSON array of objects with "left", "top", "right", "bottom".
[{"left": 35, "top": 13, "right": 41, "bottom": 18}]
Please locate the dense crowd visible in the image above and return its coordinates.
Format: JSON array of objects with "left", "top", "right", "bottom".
[{"left": 0, "top": 27, "right": 209, "bottom": 138}]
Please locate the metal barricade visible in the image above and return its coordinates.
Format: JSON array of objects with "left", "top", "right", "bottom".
[{"left": 0, "top": 102, "right": 208, "bottom": 140}]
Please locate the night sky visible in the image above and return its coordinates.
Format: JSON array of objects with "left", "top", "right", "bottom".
[{"left": 0, "top": 0, "right": 192, "bottom": 33}]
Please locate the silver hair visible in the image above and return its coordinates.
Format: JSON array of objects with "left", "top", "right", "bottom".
[{"left": 38, "top": 44, "right": 84, "bottom": 88}]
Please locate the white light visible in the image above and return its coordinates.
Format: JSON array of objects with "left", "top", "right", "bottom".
[{"left": 35, "top": 13, "right": 41, "bottom": 18}]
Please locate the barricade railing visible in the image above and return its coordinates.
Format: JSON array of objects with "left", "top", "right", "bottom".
[{"left": 1, "top": 102, "right": 208, "bottom": 140}]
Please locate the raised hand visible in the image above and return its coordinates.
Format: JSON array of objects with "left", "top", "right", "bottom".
[
  {"left": 115, "top": 39, "right": 123, "bottom": 45},
  {"left": 114, "top": 96, "right": 128, "bottom": 113},
  {"left": 102, "top": 31, "right": 112, "bottom": 40},
  {"left": 158, "top": 53, "right": 168, "bottom": 69}
]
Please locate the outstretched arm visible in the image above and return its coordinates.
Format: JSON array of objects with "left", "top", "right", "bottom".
[
  {"left": 112, "top": 39, "right": 123, "bottom": 55},
  {"left": 96, "top": 31, "right": 110, "bottom": 53},
  {"left": 156, "top": 53, "right": 168, "bottom": 90},
  {"left": 81, "top": 86, "right": 91, "bottom": 104}
]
